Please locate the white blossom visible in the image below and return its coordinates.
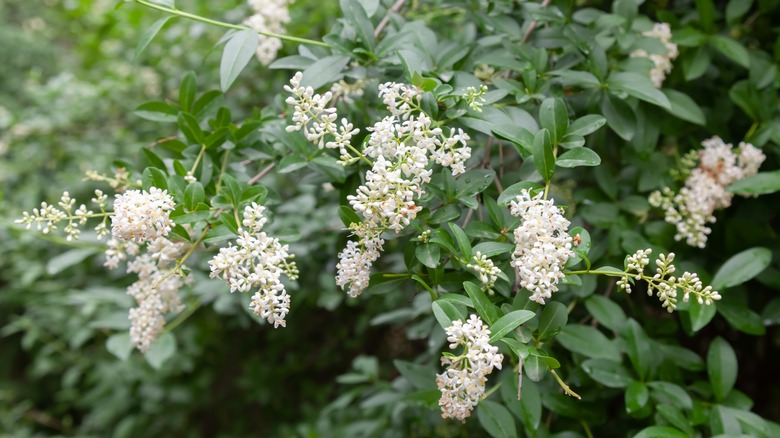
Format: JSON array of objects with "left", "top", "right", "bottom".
[
  {"left": 466, "top": 252, "right": 502, "bottom": 291},
  {"left": 437, "top": 314, "right": 503, "bottom": 422},
  {"left": 244, "top": 0, "right": 293, "bottom": 65},
  {"left": 111, "top": 187, "right": 175, "bottom": 244},
  {"left": 509, "top": 190, "right": 574, "bottom": 304},
  {"left": 630, "top": 22, "right": 679, "bottom": 88}
]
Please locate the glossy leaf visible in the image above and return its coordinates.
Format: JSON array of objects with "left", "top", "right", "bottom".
[
  {"left": 532, "top": 128, "right": 555, "bottom": 182},
  {"left": 556, "top": 147, "right": 601, "bottom": 168},
  {"left": 489, "top": 310, "right": 535, "bottom": 343},
  {"left": 707, "top": 337, "right": 738, "bottom": 401},
  {"left": 711, "top": 247, "right": 772, "bottom": 290}
]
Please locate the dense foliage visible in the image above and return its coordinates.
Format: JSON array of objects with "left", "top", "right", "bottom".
[{"left": 3, "top": 0, "right": 780, "bottom": 437}]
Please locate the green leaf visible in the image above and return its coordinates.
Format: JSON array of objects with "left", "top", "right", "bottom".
[
  {"left": 539, "top": 98, "right": 569, "bottom": 145},
  {"left": 567, "top": 114, "right": 606, "bottom": 137},
  {"left": 432, "top": 300, "right": 466, "bottom": 331},
  {"left": 184, "top": 182, "right": 205, "bottom": 211},
  {"left": 472, "top": 242, "right": 514, "bottom": 258},
  {"left": 178, "top": 112, "right": 204, "bottom": 145},
  {"left": 497, "top": 181, "right": 542, "bottom": 206},
  {"left": 625, "top": 319, "right": 654, "bottom": 381},
  {"left": 683, "top": 46, "right": 711, "bottom": 81},
  {"left": 556, "top": 324, "right": 620, "bottom": 361},
  {"left": 134, "top": 101, "right": 178, "bottom": 123},
  {"left": 134, "top": 16, "right": 174, "bottom": 63},
  {"left": 686, "top": 299, "right": 718, "bottom": 333},
  {"left": 608, "top": 72, "right": 671, "bottom": 109},
  {"left": 338, "top": 206, "right": 362, "bottom": 228},
  {"left": 524, "top": 355, "right": 548, "bottom": 382},
  {"left": 489, "top": 311, "right": 536, "bottom": 343},
  {"left": 601, "top": 93, "right": 636, "bottom": 140},
  {"left": 625, "top": 381, "right": 649, "bottom": 414},
  {"left": 301, "top": 56, "right": 351, "bottom": 90},
  {"left": 551, "top": 70, "right": 601, "bottom": 88},
  {"left": 556, "top": 147, "right": 601, "bottom": 168},
  {"left": 662, "top": 89, "right": 706, "bottom": 125},
  {"left": 46, "top": 248, "right": 95, "bottom": 275},
  {"left": 142, "top": 167, "right": 168, "bottom": 191},
  {"left": 477, "top": 400, "right": 518, "bottom": 438},
  {"left": 532, "top": 128, "right": 555, "bottom": 182},
  {"left": 179, "top": 71, "right": 197, "bottom": 113},
  {"left": 144, "top": 332, "right": 176, "bottom": 370},
  {"left": 584, "top": 295, "right": 626, "bottom": 332},
  {"left": 717, "top": 296, "right": 765, "bottom": 335},
  {"left": 220, "top": 29, "right": 259, "bottom": 92},
  {"left": 581, "top": 358, "right": 634, "bottom": 388},
  {"left": 340, "top": 0, "right": 376, "bottom": 50},
  {"left": 415, "top": 244, "right": 441, "bottom": 269},
  {"left": 710, "top": 35, "right": 750, "bottom": 68},
  {"left": 464, "top": 281, "right": 501, "bottom": 325},
  {"left": 536, "top": 301, "right": 567, "bottom": 340},
  {"left": 695, "top": 0, "right": 715, "bottom": 32},
  {"left": 727, "top": 170, "right": 780, "bottom": 195},
  {"left": 106, "top": 333, "right": 133, "bottom": 361},
  {"left": 647, "top": 381, "right": 693, "bottom": 410},
  {"left": 707, "top": 336, "right": 737, "bottom": 401},
  {"left": 634, "top": 426, "right": 689, "bottom": 438},
  {"left": 726, "top": 0, "right": 753, "bottom": 24},
  {"left": 393, "top": 360, "right": 436, "bottom": 390},
  {"left": 711, "top": 247, "right": 772, "bottom": 290},
  {"left": 449, "top": 223, "right": 472, "bottom": 260}
]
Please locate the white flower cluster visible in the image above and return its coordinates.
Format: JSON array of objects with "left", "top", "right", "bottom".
[
  {"left": 208, "top": 203, "right": 298, "bottom": 328},
  {"left": 466, "top": 251, "right": 502, "bottom": 291},
  {"left": 329, "top": 79, "right": 367, "bottom": 104},
  {"left": 244, "top": 0, "right": 293, "bottom": 65},
  {"left": 284, "top": 72, "right": 361, "bottom": 164},
  {"left": 437, "top": 314, "right": 503, "bottom": 422},
  {"left": 16, "top": 190, "right": 110, "bottom": 241},
  {"left": 111, "top": 187, "right": 175, "bottom": 244},
  {"left": 618, "top": 250, "right": 721, "bottom": 312},
  {"left": 509, "top": 190, "right": 574, "bottom": 304},
  {"left": 649, "top": 137, "right": 765, "bottom": 248},
  {"left": 631, "top": 22, "right": 679, "bottom": 88}
]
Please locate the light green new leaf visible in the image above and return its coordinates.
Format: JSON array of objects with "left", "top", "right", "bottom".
[
  {"left": 478, "top": 400, "right": 518, "bottom": 438},
  {"left": 489, "top": 310, "right": 536, "bottom": 343},
  {"left": 707, "top": 337, "right": 738, "bottom": 401},
  {"left": 220, "top": 29, "right": 259, "bottom": 92},
  {"left": 728, "top": 170, "right": 780, "bottom": 195},
  {"left": 662, "top": 89, "right": 706, "bottom": 125},
  {"left": 556, "top": 147, "right": 601, "bottom": 168},
  {"left": 532, "top": 128, "right": 555, "bottom": 182},
  {"left": 608, "top": 72, "right": 671, "bottom": 109},
  {"left": 711, "top": 247, "right": 772, "bottom": 290},
  {"left": 145, "top": 332, "right": 176, "bottom": 369}
]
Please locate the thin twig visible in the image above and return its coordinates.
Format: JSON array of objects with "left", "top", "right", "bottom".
[
  {"left": 147, "top": 135, "right": 178, "bottom": 148},
  {"left": 248, "top": 163, "right": 276, "bottom": 185},
  {"left": 374, "top": 0, "right": 407, "bottom": 38},
  {"left": 521, "top": 0, "right": 552, "bottom": 44}
]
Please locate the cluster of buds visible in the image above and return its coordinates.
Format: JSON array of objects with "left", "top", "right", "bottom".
[
  {"left": 329, "top": 78, "right": 367, "bottom": 104},
  {"left": 437, "top": 314, "right": 503, "bottom": 422},
  {"left": 465, "top": 85, "right": 488, "bottom": 113},
  {"left": 466, "top": 251, "right": 502, "bottom": 292},
  {"left": 649, "top": 137, "right": 765, "bottom": 248},
  {"left": 16, "top": 190, "right": 110, "bottom": 241},
  {"left": 618, "top": 249, "right": 721, "bottom": 312},
  {"left": 630, "top": 22, "right": 679, "bottom": 88}
]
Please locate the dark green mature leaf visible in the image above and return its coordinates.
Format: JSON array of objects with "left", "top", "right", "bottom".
[
  {"left": 179, "top": 71, "right": 197, "bottom": 113},
  {"left": 634, "top": 426, "right": 689, "bottom": 438},
  {"left": 539, "top": 98, "right": 569, "bottom": 145},
  {"left": 625, "top": 319, "right": 654, "bottom": 381},
  {"left": 524, "top": 355, "right": 548, "bottom": 382},
  {"left": 497, "top": 181, "right": 542, "bottom": 206},
  {"left": 220, "top": 29, "right": 259, "bottom": 92},
  {"left": 686, "top": 300, "right": 718, "bottom": 333},
  {"left": 134, "top": 16, "right": 174, "bottom": 63},
  {"left": 301, "top": 56, "right": 351, "bottom": 89},
  {"left": 134, "top": 101, "right": 179, "bottom": 123},
  {"left": 532, "top": 128, "right": 555, "bottom": 182},
  {"left": 338, "top": 205, "right": 361, "bottom": 227},
  {"left": 625, "top": 381, "right": 649, "bottom": 414},
  {"left": 184, "top": 182, "right": 205, "bottom": 211},
  {"left": 567, "top": 114, "right": 606, "bottom": 137},
  {"left": 648, "top": 382, "right": 693, "bottom": 410},
  {"left": 708, "top": 337, "right": 738, "bottom": 401},
  {"left": 710, "top": 35, "right": 750, "bottom": 68},
  {"left": 415, "top": 244, "right": 440, "bottom": 269},
  {"left": 536, "top": 301, "right": 567, "bottom": 340},
  {"left": 557, "top": 324, "right": 620, "bottom": 361},
  {"left": 556, "top": 147, "right": 601, "bottom": 168},
  {"left": 726, "top": 0, "right": 754, "bottom": 23},
  {"left": 432, "top": 300, "right": 466, "bottom": 330},
  {"left": 608, "top": 72, "right": 671, "bottom": 109},
  {"left": 340, "top": 0, "right": 376, "bottom": 50},
  {"left": 585, "top": 295, "right": 626, "bottom": 332},
  {"left": 601, "top": 93, "right": 636, "bottom": 140},
  {"left": 472, "top": 242, "right": 514, "bottom": 258},
  {"left": 581, "top": 359, "right": 634, "bottom": 388},
  {"left": 478, "top": 400, "right": 518, "bottom": 438},
  {"left": 449, "top": 223, "right": 472, "bottom": 260},
  {"left": 551, "top": 70, "right": 601, "bottom": 88},
  {"left": 683, "top": 45, "right": 711, "bottom": 81},
  {"left": 662, "top": 89, "right": 706, "bottom": 125},
  {"left": 489, "top": 311, "right": 535, "bottom": 342},
  {"left": 393, "top": 360, "right": 436, "bottom": 390},
  {"left": 711, "top": 247, "right": 772, "bottom": 290},
  {"left": 728, "top": 170, "right": 780, "bottom": 195},
  {"left": 464, "top": 281, "right": 501, "bottom": 325}
]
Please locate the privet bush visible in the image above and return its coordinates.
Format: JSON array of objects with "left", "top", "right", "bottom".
[{"left": 11, "top": 0, "right": 780, "bottom": 436}]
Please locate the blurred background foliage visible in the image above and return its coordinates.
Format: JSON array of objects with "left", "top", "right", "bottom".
[{"left": 1, "top": 0, "right": 780, "bottom": 437}]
